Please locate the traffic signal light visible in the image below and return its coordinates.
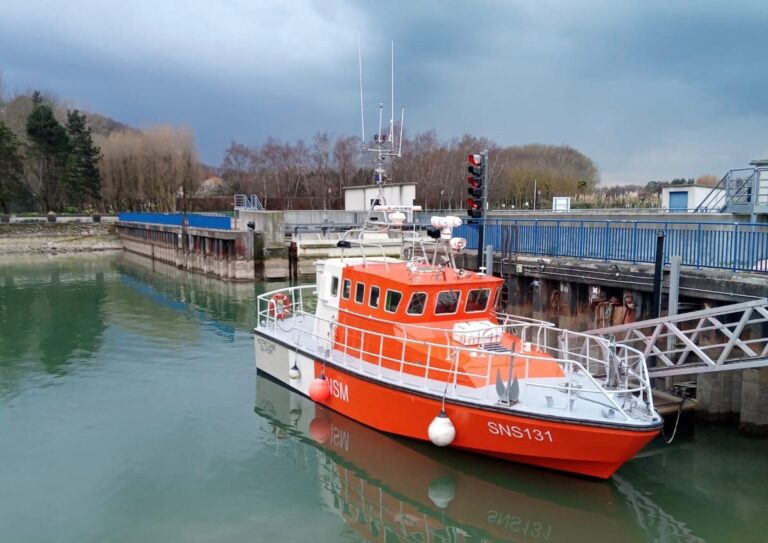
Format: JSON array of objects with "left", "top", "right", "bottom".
[{"left": 467, "top": 153, "right": 484, "bottom": 219}]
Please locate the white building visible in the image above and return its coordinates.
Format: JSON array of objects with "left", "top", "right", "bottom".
[
  {"left": 343, "top": 183, "right": 417, "bottom": 211},
  {"left": 661, "top": 185, "right": 724, "bottom": 212}
]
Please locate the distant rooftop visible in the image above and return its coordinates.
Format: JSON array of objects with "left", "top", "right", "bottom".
[{"left": 749, "top": 159, "right": 768, "bottom": 167}]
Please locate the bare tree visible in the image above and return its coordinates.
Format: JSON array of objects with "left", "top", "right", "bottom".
[{"left": 99, "top": 124, "right": 200, "bottom": 211}]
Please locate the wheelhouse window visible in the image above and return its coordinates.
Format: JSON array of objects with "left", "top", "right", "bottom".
[
  {"left": 406, "top": 292, "right": 428, "bottom": 315},
  {"left": 330, "top": 276, "right": 339, "bottom": 297},
  {"left": 465, "top": 288, "right": 490, "bottom": 312},
  {"left": 342, "top": 279, "right": 351, "bottom": 300},
  {"left": 384, "top": 290, "right": 402, "bottom": 313},
  {"left": 369, "top": 286, "right": 380, "bottom": 308},
  {"left": 493, "top": 287, "right": 500, "bottom": 310},
  {"left": 355, "top": 282, "right": 365, "bottom": 304},
  {"left": 435, "top": 290, "right": 460, "bottom": 315}
]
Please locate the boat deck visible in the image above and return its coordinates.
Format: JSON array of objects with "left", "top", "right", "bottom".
[{"left": 260, "top": 313, "right": 660, "bottom": 429}]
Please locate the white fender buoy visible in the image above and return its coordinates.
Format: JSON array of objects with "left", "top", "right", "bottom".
[
  {"left": 427, "top": 476, "right": 456, "bottom": 508},
  {"left": 309, "top": 375, "right": 331, "bottom": 402},
  {"left": 428, "top": 410, "right": 456, "bottom": 447},
  {"left": 288, "top": 364, "right": 301, "bottom": 380}
]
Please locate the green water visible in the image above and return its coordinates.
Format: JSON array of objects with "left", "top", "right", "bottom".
[{"left": 1, "top": 253, "right": 766, "bottom": 543}]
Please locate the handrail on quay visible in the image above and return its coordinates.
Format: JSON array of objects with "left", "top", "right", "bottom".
[{"left": 455, "top": 218, "right": 768, "bottom": 273}]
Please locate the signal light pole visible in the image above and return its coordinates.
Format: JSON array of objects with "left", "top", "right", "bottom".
[{"left": 467, "top": 150, "right": 488, "bottom": 270}]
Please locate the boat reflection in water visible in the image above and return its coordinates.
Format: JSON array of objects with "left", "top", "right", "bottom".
[{"left": 254, "top": 374, "right": 701, "bottom": 543}]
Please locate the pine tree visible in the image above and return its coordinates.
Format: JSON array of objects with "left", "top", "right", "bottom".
[
  {"left": 26, "top": 91, "right": 69, "bottom": 211},
  {"left": 64, "top": 110, "right": 102, "bottom": 210},
  {"left": 0, "top": 120, "right": 28, "bottom": 213}
]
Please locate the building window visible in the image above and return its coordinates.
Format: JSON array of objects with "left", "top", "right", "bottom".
[
  {"left": 369, "top": 286, "right": 380, "bottom": 308},
  {"left": 406, "top": 292, "right": 428, "bottom": 315},
  {"left": 465, "top": 288, "right": 490, "bottom": 312},
  {"left": 355, "top": 282, "right": 365, "bottom": 304},
  {"left": 435, "top": 290, "right": 460, "bottom": 315},
  {"left": 330, "top": 277, "right": 339, "bottom": 297},
  {"left": 342, "top": 279, "right": 351, "bottom": 300},
  {"left": 385, "top": 290, "right": 402, "bottom": 313}
]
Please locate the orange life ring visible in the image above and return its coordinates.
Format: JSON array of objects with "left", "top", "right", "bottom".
[{"left": 268, "top": 293, "right": 292, "bottom": 320}]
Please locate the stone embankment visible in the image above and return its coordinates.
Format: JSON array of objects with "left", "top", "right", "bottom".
[{"left": 0, "top": 222, "right": 122, "bottom": 255}]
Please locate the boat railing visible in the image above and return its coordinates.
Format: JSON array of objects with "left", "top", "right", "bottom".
[{"left": 256, "top": 285, "right": 654, "bottom": 422}]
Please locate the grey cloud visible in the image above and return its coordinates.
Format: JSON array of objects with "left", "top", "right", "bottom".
[{"left": 1, "top": 0, "right": 767, "bottom": 181}]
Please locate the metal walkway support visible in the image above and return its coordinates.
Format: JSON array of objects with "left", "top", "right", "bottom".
[{"left": 590, "top": 299, "right": 768, "bottom": 377}]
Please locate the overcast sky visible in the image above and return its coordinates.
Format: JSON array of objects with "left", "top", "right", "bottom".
[{"left": 1, "top": 0, "right": 767, "bottom": 184}]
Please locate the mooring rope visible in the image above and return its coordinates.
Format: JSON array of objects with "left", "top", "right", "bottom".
[{"left": 661, "top": 391, "right": 688, "bottom": 445}]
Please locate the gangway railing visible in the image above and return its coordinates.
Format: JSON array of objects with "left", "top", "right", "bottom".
[
  {"left": 693, "top": 172, "right": 731, "bottom": 213},
  {"left": 234, "top": 194, "right": 264, "bottom": 211},
  {"left": 590, "top": 298, "right": 768, "bottom": 377},
  {"left": 695, "top": 166, "right": 768, "bottom": 216}
]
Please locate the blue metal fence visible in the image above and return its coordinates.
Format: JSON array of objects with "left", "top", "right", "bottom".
[
  {"left": 456, "top": 219, "right": 768, "bottom": 273},
  {"left": 118, "top": 212, "right": 231, "bottom": 230}
]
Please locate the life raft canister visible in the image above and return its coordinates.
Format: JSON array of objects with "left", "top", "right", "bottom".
[{"left": 268, "top": 293, "right": 292, "bottom": 320}]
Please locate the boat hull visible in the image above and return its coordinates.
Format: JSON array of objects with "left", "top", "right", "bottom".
[{"left": 255, "top": 331, "right": 661, "bottom": 479}]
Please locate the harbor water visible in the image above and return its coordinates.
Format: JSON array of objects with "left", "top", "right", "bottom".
[{"left": 1, "top": 253, "right": 766, "bottom": 543}]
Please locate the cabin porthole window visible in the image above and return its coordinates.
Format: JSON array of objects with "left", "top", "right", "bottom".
[
  {"left": 369, "top": 286, "right": 380, "bottom": 308},
  {"left": 330, "top": 277, "right": 339, "bottom": 297},
  {"left": 406, "top": 292, "right": 427, "bottom": 315},
  {"left": 341, "top": 279, "right": 351, "bottom": 300},
  {"left": 355, "top": 282, "right": 365, "bottom": 304},
  {"left": 435, "top": 290, "right": 460, "bottom": 315},
  {"left": 465, "top": 288, "right": 490, "bottom": 312},
  {"left": 384, "top": 290, "right": 402, "bottom": 313}
]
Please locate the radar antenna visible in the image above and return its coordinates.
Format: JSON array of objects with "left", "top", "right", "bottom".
[{"left": 351, "top": 38, "right": 413, "bottom": 240}]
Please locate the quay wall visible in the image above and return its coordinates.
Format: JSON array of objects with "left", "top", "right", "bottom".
[
  {"left": 0, "top": 222, "right": 121, "bottom": 255},
  {"left": 117, "top": 222, "right": 258, "bottom": 281}
]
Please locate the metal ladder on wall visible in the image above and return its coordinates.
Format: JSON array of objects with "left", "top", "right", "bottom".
[{"left": 590, "top": 298, "right": 768, "bottom": 378}]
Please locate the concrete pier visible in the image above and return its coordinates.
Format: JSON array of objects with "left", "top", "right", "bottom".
[
  {"left": 740, "top": 369, "right": 768, "bottom": 433},
  {"left": 117, "top": 222, "right": 256, "bottom": 281}
]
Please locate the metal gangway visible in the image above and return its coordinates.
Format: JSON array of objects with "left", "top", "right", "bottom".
[
  {"left": 233, "top": 194, "right": 264, "bottom": 211},
  {"left": 590, "top": 299, "right": 768, "bottom": 377},
  {"left": 695, "top": 162, "right": 768, "bottom": 216}
]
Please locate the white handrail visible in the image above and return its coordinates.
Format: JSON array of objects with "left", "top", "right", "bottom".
[{"left": 256, "top": 284, "right": 655, "bottom": 422}]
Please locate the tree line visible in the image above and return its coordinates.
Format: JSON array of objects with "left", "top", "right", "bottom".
[
  {"left": 0, "top": 89, "right": 200, "bottom": 213},
  {"left": 0, "top": 92, "right": 101, "bottom": 213},
  {"left": 3, "top": 85, "right": 725, "bottom": 215},
  {"left": 220, "top": 131, "right": 601, "bottom": 210}
]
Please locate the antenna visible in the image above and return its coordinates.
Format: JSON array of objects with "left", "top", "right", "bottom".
[
  {"left": 358, "top": 39, "right": 405, "bottom": 184},
  {"left": 358, "top": 33, "right": 365, "bottom": 149},
  {"left": 390, "top": 40, "right": 394, "bottom": 144},
  {"left": 377, "top": 102, "right": 383, "bottom": 144},
  {"left": 349, "top": 38, "right": 414, "bottom": 238}
]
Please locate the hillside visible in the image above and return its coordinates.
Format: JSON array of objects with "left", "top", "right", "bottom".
[{"left": 0, "top": 92, "right": 135, "bottom": 142}]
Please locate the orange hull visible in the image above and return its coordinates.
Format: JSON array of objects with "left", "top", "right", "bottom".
[{"left": 313, "top": 361, "right": 660, "bottom": 479}]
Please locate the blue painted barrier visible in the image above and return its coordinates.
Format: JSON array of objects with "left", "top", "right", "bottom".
[
  {"left": 118, "top": 212, "right": 231, "bottom": 230},
  {"left": 456, "top": 218, "right": 768, "bottom": 273}
]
